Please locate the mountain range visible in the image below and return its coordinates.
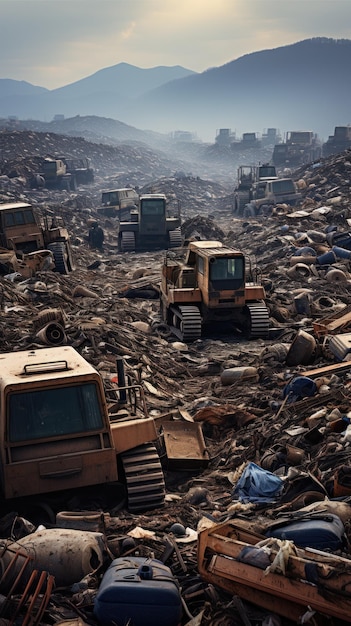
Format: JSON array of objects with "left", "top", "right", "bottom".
[{"left": 1, "top": 38, "right": 350, "bottom": 143}]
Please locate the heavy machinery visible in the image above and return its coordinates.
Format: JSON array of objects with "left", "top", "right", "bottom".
[
  {"left": 246, "top": 177, "right": 302, "bottom": 216},
  {"left": 97, "top": 187, "right": 140, "bottom": 219},
  {"left": 272, "top": 131, "right": 322, "bottom": 168},
  {"left": 57, "top": 156, "right": 94, "bottom": 185},
  {"left": 118, "top": 193, "right": 182, "bottom": 252},
  {"left": 233, "top": 166, "right": 256, "bottom": 215},
  {"left": 0, "top": 201, "right": 74, "bottom": 274},
  {"left": 35, "top": 156, "right": 94, "bottom": 191},
  {"left": 0, "top": 346, "right": 166, "bottom": 516},
  {"left": 233, "top": 164, "right": 278, "bottom": 215},
  {"left": 231, "top": 132, "right": 262, "bottom": 151},
  {"left": 40, "top": 157, "right": 75, "bottom": 191},
  {"left": 322, "top": 126, "right": 351, "bottom": 157},
  {"left": 160, "top": 240, "right": 270, "bottom": 342}
]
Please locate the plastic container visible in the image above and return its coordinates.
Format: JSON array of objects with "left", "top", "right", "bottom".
[
  {"left": 332, "top": 245, "right": 351, "bottom": 260},
  {"left": 93, "top": 557, "right": 182, "bottom": 626},
  {"left": 329, "top": 333, "right": 351, "bottom": 361},
  {"left": 316, "top": 250, "right": 337, "bottom": 266},
  {"left": 286, "top": 330, "right": 316, "bottom": 366},
  {"left": 294, "top": 292, "right": 311, "bottom": 315},
  {"left": 265, "top": 514, "right": 345, "bottom": 550},
  {"left": 220, "top": 366, "right": 259, "bottom": 386}
]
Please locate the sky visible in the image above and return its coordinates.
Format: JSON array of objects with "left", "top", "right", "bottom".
[{"left": 0, "top": 0, "right": 350, "bottom": 90}]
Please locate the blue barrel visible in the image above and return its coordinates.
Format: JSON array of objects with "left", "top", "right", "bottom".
[
  {"left": 316, "top": 250, "right": 336, "bottom": 266},
  {"left": 94, "top": 557, "right": 183, "bottom": 626},
  {"left": 332, "top": 245, "right": 351, "bottom": 260}
]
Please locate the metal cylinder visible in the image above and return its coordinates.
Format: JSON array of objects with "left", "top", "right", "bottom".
[{"left": 35, "top": 322, "right": 66, "bottom": 346}]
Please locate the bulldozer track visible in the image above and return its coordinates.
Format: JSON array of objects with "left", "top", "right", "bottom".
[
  {"left": 120, "top": 443, "right": 166, "bottom": 512},
  {"left": 245, "top": 303, "right": 270, "bottom": 338},
  {"left": 170, "top": 305, "right": 202, "bottom": 342}
]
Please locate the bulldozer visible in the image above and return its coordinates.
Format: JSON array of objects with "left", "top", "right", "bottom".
[
  {"left": 0, "top": 346, "right": 166, "bottom": 517},
  {"left": 118, "top": 193, "right": 183, "bottom": 252},
  {"left": 0, "top": 201, "right": 74, "bottom": 275},
  {"left": 272, "top": 131, "right": 322, "bottom": 168},
  {"left": 34, "top": 156, "right": 94, "bottom": 191},
  {"left": 322, "top": 126, "right": 351, "bottom": 158},
  {"left": 233, "top": 164, "right": 278, "bottom": 215},
  {"left": 159, "top": 240, "right": 270, "bottom": 342}
]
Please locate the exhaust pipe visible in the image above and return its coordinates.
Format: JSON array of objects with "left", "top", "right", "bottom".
[{"left": 116, "top": 357, "right": 127, "bottom": 404}]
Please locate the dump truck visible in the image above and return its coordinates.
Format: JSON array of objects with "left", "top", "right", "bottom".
[
  {"left": 97, "top": 187, "right": 140, "bottom": 219},
  {"left": 272, "top": 130, "right": 322, "bottom": 168},
  {"left": 322, "top": 126, "right": 351, "bottom": 157},
  {"left": 0, "top": 201, "right": 74, "bottom": 274},
  {"left": 0, "top": 345, "right": 166, "bottom": 518},
  {"left": 118, "top": 193, "right": 182, "bottom": 252},
  {"left": 160, "top": 240, "right": 270, "bottom": 342}
]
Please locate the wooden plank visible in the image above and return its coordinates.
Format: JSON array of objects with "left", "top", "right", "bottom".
[
  {"left": 300, "top": 361, "right": 351, "bottom": 378},
  {"left": 203, "top": 530, "right": 351, "bottom": 593},
  {"left": 197, "top": 522, "right": 351, "bottom": 621},
  {"left": 206, "top": 554, "right": 351, "bottom": 621}
]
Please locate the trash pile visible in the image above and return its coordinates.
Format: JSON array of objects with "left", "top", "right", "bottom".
[{"left": 1, "top": 125, "right": 351, "bottom": 624}]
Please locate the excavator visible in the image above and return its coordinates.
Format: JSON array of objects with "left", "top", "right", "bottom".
[{"left": 160, "top": 240, "right": 270, "bottom": 341}]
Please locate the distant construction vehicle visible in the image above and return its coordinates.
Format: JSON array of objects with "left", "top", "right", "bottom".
[
  {"left": 57, "top": 156, "right": 94, "bottom": 185},
  {"left": 272, "top": 131, "right": 322, "bottom": 168},
  {"left": 322, "top": 126, "right": 351, "bottom": 158},
  {"left": 160, "top": 240, "right": 270, "bottom": 342},
  {"left": 233, "top": 164, "right": 278, "bottom": 215},
  {"left": 0, "top": 201, "right": 74, "bottom": 274},
  {"left": 118, "top": 193, "right": 182, "bottom": 252},
  {"left": 231, "top": 132, "right": 262, "bottom": 151},
  {"left": 244, "top": 178, "right": 302, "bottom": 216},
  {"left": 32, "top": 156, "right": 94, "bottom": 191},
  {"left": 97, "top": 188, "right": 140, "bottom": 219}
]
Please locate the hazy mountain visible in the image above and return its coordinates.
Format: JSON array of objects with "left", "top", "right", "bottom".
[
  {"left": 130, "top": 37, "right": 351, "bottom": 141},
  {"left": 0, "top": 63, "right": 196, "bottom": 124},
  {"left": 0, "top": 39, "right": 350, "bottom": 142},
  {"left": 50, "top": 63, "right": 196, "bottom": 98},
  {"left": 0, "top": 79, "right": 48, "bottom": 98}
]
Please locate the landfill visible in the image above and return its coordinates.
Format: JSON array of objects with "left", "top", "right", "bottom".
[{"left": 1, "top": 127, "right": 351, "bottom": 624}]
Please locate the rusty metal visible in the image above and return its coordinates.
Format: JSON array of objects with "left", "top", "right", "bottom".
[
  {"left": 198, "top": 520, "right": 351, "bottom": 622},
  {"left": 0, "top": 545, "right": 54, "bottom": 625}
]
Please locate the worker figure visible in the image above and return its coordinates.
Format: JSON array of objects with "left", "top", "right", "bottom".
[{"left": 88, "top": 221, "right": 104, "bottom": 251}]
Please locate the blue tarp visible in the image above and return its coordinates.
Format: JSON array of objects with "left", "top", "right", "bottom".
[{"left": 232, "top": 462, "right": 284, "bottom": 504}]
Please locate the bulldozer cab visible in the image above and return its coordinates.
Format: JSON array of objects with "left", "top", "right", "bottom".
[
  {"left": 208, "top": 255, "right": 245, "bottom": 291},
  {"left": 185, "top": 241, "right": 246, "bottom": 297},
  {"left": 0, "top": 346, "right": 118, "bottom": 501},
  {"left": 0, "top": 202, "right": 44, "bottom": 254},
  {"left": 237, "top": 166, "right": 255, "bottom": 189},
  {"left": 99, "top": 188, "right": 139, "bottom": 218},
  {"left": 139, "top": 194, "right": 167, "bottom": 235}
]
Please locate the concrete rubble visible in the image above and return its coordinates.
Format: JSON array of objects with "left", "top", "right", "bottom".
[{"left": 1, "top": 128, "right": 351, "bottom": 623}]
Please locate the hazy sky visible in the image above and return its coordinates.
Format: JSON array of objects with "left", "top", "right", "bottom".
[{"left": 1, "top": 0, "right": 350, "bottom": 89}]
